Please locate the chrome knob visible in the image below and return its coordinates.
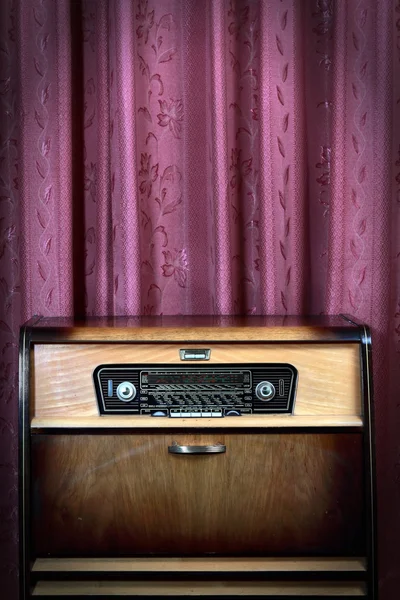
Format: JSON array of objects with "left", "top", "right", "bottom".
[
  {"left": 116, "top": 381, "right": 136, "bottom": 402},
  {"left": 255, "top": 381, "right": 275, "bottom": 401}
]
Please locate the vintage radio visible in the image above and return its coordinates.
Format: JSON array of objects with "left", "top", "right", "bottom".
[{"left": 19, "top": 315, "right": 376, "bottom": 598}]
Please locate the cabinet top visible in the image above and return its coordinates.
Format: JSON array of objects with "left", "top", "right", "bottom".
[{"left": 21, "top": 314, "right": 366, "bottom": 343}]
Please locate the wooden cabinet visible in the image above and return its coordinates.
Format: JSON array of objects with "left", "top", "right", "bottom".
[{"left": 19, "top": 315, "right": 376, "bottom": 598}]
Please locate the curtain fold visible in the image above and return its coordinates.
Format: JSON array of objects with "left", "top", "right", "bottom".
[{"left": 0, "top": 0, "right": 399, "bottom": 597}]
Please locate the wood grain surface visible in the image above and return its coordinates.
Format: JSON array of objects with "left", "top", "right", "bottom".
[
  {"left": 32, "top": 432, "right": 364, "bottom": 557},
  {"left": 31, "top": 343, "right": 361, "bottom": 419},
  {"left": 32, "top": 556, "right": 367, "bottom": 573},
  {"left": 32, "top": 580, "right": 367, "bottom": 596},
  {"left": 30, "top": 414, "right": 364, "bottom": 430}
]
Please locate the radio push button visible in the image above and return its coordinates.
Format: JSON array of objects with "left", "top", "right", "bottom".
[
  {"left": 116, "top": 381, "right": 136, "bottom": 402},
  {"left": 225, "top": 409, "right": 241, "bottom": 416}
]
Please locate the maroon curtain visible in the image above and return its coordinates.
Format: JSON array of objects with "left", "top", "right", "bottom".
[{"left": 0, "top": 0, "right": 399, "bottom": 597}]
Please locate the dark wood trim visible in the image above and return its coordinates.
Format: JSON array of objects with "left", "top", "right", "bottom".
[
  {"left": 360, "top": 325, "right": 378, "bottom": 600},
  {"left": 19, "top": 325, "right": 32, "bottom": 600}
]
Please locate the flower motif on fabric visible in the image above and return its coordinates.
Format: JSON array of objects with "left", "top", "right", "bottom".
[
  {"left": 229, "top": 148, "right": 252, "bottom": 189},
  {"left": 316, "top": 146, "right": 331, "bottom": 185},
  {"left": 136, "top": 0, "right": 155, "bottom": 44},
  {"left": 228, "top": 2, "right": 249, "bottom": 39},
  {"left": 161, "top": 248, "right": 188, "bottom": 288},
  {"left": 139, "top": 153, "right": 159, "bottom": 198},
  {"left": 157, "top": 98, "right": 183, "bottom": 139}
]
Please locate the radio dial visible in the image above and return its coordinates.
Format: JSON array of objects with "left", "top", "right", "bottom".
[
  {"left": 116, "top": 381, "right": 136, "bottom": 402},
  {"left": 255, "top": 381, "right": 275, "bottom": 401}
]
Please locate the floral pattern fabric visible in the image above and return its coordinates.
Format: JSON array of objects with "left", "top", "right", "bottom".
[{"left": 0, "top": 1, "right": 400, "bottom": 598}]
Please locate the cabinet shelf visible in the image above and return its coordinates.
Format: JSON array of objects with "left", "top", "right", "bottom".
[
  {"left": 32, "top": 557, "right": 367, "bottom": 574},
  {"left": 30, "top": 415, "right": 364, "bottom": 430},
  {"left": 32, "top": 579, "right": 367, "bottom": 596}
]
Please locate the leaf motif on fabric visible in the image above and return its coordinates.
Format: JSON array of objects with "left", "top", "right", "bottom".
[
  {"left": 352, "top": 33, "right": 359, "bottom": 51},
  {"left": 276, "top": 35, "right": 284, "bottom": 56},
  {"left": 359, "top": 62, "right": 368, "bottom": 79},
  {"left": 44, "top": 186, "right": 52, "bottom": 205},
  {"left": 360, "top": 112, "right": 367, "bottom": 127},
  {"left": 114, "top": 275, "right": 118, "bottom": 294},
  {"left": 358, "top": 165, "right": 367, "bottom": 183},
  {"left": 276, "top": 86, "right": 284, "bottom": 105},
  {"left": 359, "top": 9, "right": 368, "bottom": 28},
  {"left": 350, "top": 238, "right": 361, "bottom": 259},
  {"left": 282, "top": 63, "right": 288, "bottom": 82},
  {"left": 352, "top": 134, "right": 359, "bottom": 154},
  {"left": 286, "top": 267, "right": 291, "bottom": 286},
  {"left": 352, "top": 83, "right": 359, "bottom": 100},
  {"left": 163, "top": 195, "right": 182, "bottom": 216},
  {"left": 145, "top": 132, "right": 158, "bottom": 146},
  {"left": 282, "top": 113, "right": 289, "bottom": 132},
  {"left": 235, "top": 127, "right": 251, "bottom": 139},
  {"left": 34, "top": 110, "right": 44, "bottom": 130},
  {"left": 283, "top": 166, "right": 290, "bottom": 186},
  {"left": 37, "top": 261, "right": 47, "bottom": 281},
  {"left": 357, "top": 219, "right": 367, "bottom": 236},
  {"left": 36, "top": 209, "right": 46, "bottom": 229},
  {"left": 158, "top": 13, "right": 174, "bottom": 30},
  {"left": 229, "top": 102, "right": 243, "bottom": 116},
  {"left": 41, "top": 138, "right": 51, "bottom": 158},
  {"left": 138, "top": 55, "right": 150, "bottom": 77},
  {"left": 277, "top": 137, "right": 285, "bottom": 158},
  {"left": 150, "top": 73, "right": 164, "bottom": 95},
  {"left": 281, "top": 10, "right": 288, "bottom": 30},
  {"left": 45, "top": 288, "right": 54, "bottom": 309},
  {"left": 285, "top": 217, "right": 290, "bottom": 237},
  {"left": 85, "top": 258, "right": 95, "bottom": 276},
  {"left": 357, "top": 266, "right": 367, "bottom": 285},
  {"left": 160, "top": 164, "right": 182, "bottom": 186},
  {"left": 138, "top": 106, "right": 152, "bottom": 122},
  {"left": 154, "top": 225, "right": 168, "bottom": 247},
  {"left": 44, "top": 238, "right": 52, "bottom": 256},
  {"left": 148, "top": 283, "right": 161, "bottom": 296},
  {"left": 40, "top": 86, "right": 50, "bottom": 108},
  {"left": 85, "top": 227, "right": 96, "bottom": 244},
  {"left": 158, "top": 47, "right": 177, "bottom": 64},
  {"left": 351, "top": 188, "right": 360, "bottom": 209},
  {"left": 34, "top": 57, "right": 44, "bottom": 77},
  {"left": 280, "top": 241, "right": 286, "bottom": 259},
  {"left": 279, "top": 190, "right": 285, "bottom": 209},
  {"left": 84, "top": 110, "right": 95, "bottom": 129}
]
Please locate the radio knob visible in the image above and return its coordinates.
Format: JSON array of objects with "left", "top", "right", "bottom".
[
  {"left": 255, "top": 381, "right": 276, "bottom": 401},
  {"left": 116, "top": 381, "right": 136, "bottom": 402}
]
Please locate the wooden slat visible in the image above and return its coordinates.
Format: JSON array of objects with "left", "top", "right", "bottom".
[
  {"left": 32, "top": 343, "right": 362, "bottom": 419},
  {"left": 32, "top": 557, "right": 367, "bottom": 573},
  {"left": 32, "top": 580, "right": 367, "bottom": 596},
  {"left": 30, "top": 414, "right": 364, "bottom": 430}
]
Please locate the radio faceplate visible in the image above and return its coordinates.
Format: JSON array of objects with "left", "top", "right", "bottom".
[{"left": 93, "top": 364, "right": 298, "bottom": 417}]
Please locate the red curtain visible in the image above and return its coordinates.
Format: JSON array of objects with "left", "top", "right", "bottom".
[{"left": 0, "top": 0, "right": 399, "bottom": 597}]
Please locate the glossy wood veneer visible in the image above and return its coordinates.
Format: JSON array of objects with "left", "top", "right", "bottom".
[
  {"left": 31, "top": 343, "right": 362, "bottom": 419},
  {"left": 32, "top": 433, "right": 364, "bottom": 557}
]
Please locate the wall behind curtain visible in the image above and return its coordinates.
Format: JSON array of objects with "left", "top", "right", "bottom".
[{"left": 0, "top": 0, "right": 399, "bottom": 597}]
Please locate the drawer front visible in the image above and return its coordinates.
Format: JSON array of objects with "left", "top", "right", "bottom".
[{"left": 32, "top": 432, "right": 364, "bottom": 557}]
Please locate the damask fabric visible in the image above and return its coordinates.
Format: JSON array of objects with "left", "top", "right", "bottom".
[{"left": 0, "top": 0, "right": 399, "bottom": 597}]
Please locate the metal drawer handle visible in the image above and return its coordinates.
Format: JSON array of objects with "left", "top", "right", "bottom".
[{"left": 168, "top": 443, "right": 226, "bottom": 455}]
